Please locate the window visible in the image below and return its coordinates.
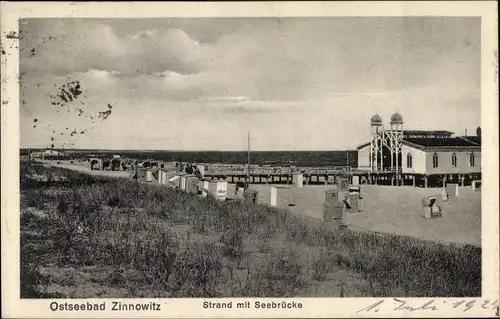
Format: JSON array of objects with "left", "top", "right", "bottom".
[
  {"left": 469, "top": 152, "right": 475, "bottom": 167},
  {"left": 452, "top": 152, "right": 457, "bottom": 168},
  {"left": 406, "top": 153, "right": 413, "bottom": 168},
  {"left": 432, "top": 152, "right": 439, "bottom": 168}
]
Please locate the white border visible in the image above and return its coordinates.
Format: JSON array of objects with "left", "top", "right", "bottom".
[{"left": 1, "top": 2, "right": 498, "bottom": 318}]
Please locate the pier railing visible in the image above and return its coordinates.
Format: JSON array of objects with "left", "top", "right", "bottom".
[
  {"left": 204, "top": 166, "right": 403, "bottom": 176},
  {"left": 205, "top": 166, "right": 357, "bottom": 176},
  {"left": 365, "top": 168, "right": 403, "bottom": 174}
]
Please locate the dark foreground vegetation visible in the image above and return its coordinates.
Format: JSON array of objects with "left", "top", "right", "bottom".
[{"left": 20, "top": 162, "right": 481, "bottom": 298}]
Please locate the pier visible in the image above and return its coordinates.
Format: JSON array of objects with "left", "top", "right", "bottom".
[{"left": 202, "top": 166, "right": 481, "bottom": 188}]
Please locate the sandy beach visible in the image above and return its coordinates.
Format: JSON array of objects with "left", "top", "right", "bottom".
[{"left": 245, "top": 184, "right": 481, "bottom": 247}]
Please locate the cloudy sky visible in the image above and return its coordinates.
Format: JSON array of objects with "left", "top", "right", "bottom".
[{"left": 20, "top": 17, "right": 480, "bottom": 151}]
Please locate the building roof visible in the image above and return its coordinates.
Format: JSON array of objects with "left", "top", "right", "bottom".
[
  {"left": 403, "top": 130, "right": 454, "bottom": 137},
  {"left": 357, "top": 136, "right": 481, "bottom": 151},
  {"left": 370, "top": 114, "right": 383, "bottom": 124},
  {"left": 403, "top": 137, "right": 481, "bottom": 149},
  {"left": 357, "top": 142, "right": 371, "bottom": 150},
  {"left": 390, "top": 112, "right": 403, "bottom": 123},
  {"left": 458, "top": 136, "right": 481, "bottom": 146}
]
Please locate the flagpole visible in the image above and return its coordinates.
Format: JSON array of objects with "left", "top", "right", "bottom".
[{"left": 247, "top": 131, "right": 251, "bottom": 184}]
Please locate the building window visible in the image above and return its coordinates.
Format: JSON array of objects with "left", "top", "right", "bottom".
[
  {"left": 452, "top": 152, "right": 457, "bottom": 168},
  {"left": 406, "top": 153, "right": 413, "bottom": 168},
  {"left": 470, "top": 152, "right": 475, "bottom": 167},
  {"left": 432, "top": 152, "right": 439, "bottom": 168}
]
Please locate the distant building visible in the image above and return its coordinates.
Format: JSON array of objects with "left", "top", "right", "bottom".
[
  {"left": 357, "top": 113, "right": 481, "bottom": 186},
  {"left": 44, "top": 149, "right": 60, "bottom": 156},
  {"left": 30, "top": 149, "right": 65, "bottom": 160}
]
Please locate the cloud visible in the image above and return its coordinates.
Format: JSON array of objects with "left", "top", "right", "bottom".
[
  {"left": 20, "top": 19, "right": 126, "bottom": 75},
  {"left": 20, "top": 20, "right": 211, "bottom": 77},
  {"left": 20, "top": 17, "right": 480, "bottom": 104},
  {"left": 198, "top": 96, "right": 250, "bottom": 102},
  {"left": 18, "top": 19, "right": 333, "bottom": 102},
  {"left": 19, "top": 18, "right": 481, "bottom": 150},
  {"left": 190, "top": 96, "right": 310, "bottom": 114},
  {"left": 324, "top": 91, "right": 402, "bottom": 97}
]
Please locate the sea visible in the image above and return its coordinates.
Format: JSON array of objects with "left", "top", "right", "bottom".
[{"left": 21, "top": 149, "right": 358, "bottom": 167}]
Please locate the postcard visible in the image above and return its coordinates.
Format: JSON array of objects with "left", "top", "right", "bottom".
[{"left": 1, "top": 1, "right": 498, "bottom": 318}]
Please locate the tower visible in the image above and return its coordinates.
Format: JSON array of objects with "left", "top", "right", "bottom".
[
  {"left": 370, "top": 114, "right": 383, "bottom": 171},
  {"left": 386, "top": 112, "right": 404, "bottom": 173}
]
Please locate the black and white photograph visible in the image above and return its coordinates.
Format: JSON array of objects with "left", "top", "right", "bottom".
[{"left": 1, "top": 2, "right": 498, "bottom": 318}]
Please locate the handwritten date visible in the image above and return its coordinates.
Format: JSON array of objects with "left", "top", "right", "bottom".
[{"left": 358, "top": 298, "right": 499, "bottom": 314}]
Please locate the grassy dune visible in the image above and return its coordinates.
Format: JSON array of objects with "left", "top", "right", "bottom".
[{"left": 20, "top": 162, "right": 481, "bottom": 298}]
